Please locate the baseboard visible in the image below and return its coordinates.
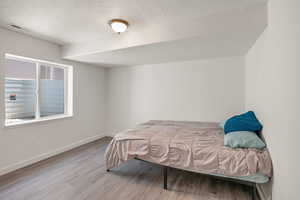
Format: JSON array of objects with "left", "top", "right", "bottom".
[{"left": 0, "top": 134, "right": 105, "bottom": 177}]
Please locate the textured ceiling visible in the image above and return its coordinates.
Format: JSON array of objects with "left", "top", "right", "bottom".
[
  {"left": 0, "top": 0, "right": 268, "bottom": 67},
  {"left": 64, "top": 4, "right": 267, "bottom": 67}
]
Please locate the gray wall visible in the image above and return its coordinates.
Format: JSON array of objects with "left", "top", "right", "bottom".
[
  {"left": 107, "top": 57, "right": 245, "bottom": 135},
  {"left": 0, "top": 27, "right": 108, "bottom": 175},
  {"left": 245, "top": 1, "right": 300, "bottom": 199}
]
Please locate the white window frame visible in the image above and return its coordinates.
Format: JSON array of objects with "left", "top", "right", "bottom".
[{"left": 4, "top": 54, "right": 73, "bottom": 127}]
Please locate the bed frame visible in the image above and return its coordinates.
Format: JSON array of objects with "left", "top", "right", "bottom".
[{"left": 107, "top": 157, "right": 258, "bottom": 200}]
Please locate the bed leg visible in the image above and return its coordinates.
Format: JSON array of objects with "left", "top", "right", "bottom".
[
  {"left": 163, "top": 166, "right": 168, "bottom": 190},
  {"left": 252, "top": 183, "right": 257, "bottom": 200}
]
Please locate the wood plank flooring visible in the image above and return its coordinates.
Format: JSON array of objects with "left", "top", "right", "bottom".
[{"left": 0, "top": 137, "right": 253, "bottom": 200}]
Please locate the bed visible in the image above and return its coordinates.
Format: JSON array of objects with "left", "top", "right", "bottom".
[{"left": 105, "top": 120, "right": 273, "bottom": 199}]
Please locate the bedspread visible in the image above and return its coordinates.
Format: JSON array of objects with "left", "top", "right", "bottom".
[{"left": 105, "top": 120, "right": 272, "bottom": 178}]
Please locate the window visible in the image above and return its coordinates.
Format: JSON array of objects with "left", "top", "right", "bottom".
[{"left": 4, "top": 54, "right": 73, "bottom": 126}]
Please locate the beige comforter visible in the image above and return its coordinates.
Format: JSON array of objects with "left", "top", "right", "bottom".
[{"left": 105, "top": 120, "right": 272, "bottom": 178}]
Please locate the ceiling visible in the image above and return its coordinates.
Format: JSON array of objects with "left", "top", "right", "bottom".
[{"left": 0, "top": 0, "right": 268, "bottom": 67}]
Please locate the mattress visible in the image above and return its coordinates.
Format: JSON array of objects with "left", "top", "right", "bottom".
[{"left": 105, "top": 120, "right": 272, "bottom": 183}]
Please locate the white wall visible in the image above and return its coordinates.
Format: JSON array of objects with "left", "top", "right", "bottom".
[
  {"left": 107, "top": 57, "right": 245, "bottom": 134},
  {"left": 0, "top": 28, "right": 108, "bottom": 175},
  {"left": 245, "top": 1, "right": 300, "bottom": 199}
]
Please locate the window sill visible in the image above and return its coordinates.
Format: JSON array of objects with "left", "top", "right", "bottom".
[{"left": 4, "top": 114, "right": 73, "bottom": 128}]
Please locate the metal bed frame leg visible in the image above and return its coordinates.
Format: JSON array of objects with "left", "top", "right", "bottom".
[
  {"left": 252, "top": 183, "right": 257, "bottom": 200},
  {"left": 163, "top": 166, "right": 168, "bottom": 190}
]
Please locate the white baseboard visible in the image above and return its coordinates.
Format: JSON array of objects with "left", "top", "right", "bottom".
[{"left": 0, "top": 134, "right": 105, "bottom": 177}]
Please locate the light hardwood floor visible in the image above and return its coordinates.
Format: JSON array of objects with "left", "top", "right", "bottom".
[{"left": 0, "top": 137, "right": 253, "bottom": 200}]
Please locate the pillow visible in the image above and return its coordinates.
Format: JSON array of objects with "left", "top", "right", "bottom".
[
  {"left": 224, "top": 131, "right": 266, "bottom": 149},
  {"left": 224, "top": 111, "right": 262, "bottom": 134}
]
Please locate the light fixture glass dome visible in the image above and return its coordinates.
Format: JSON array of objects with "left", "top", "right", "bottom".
[{"left": 109, "top": 19, "right": 129, "bottom": 33}]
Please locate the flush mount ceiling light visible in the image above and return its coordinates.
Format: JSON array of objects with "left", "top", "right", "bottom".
[{"left": 108, "top": 19, "right": 129, "bottom": 34}]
